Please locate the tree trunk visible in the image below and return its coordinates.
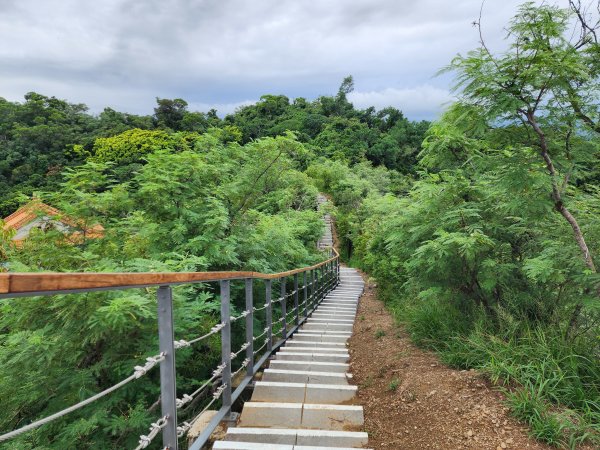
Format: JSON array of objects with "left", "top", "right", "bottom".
[{"left": 526, "top": 111, "right": 597, "bottom": 275}]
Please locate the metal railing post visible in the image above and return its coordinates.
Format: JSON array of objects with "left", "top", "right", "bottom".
[
  {"left": 157, "top": 286, "right": 178, "bottom": 450},
  {"left": 220, "top": 280, "right": 232, "bottom": 417},
  {"left": 265, "top": 280, "right": 273, "bottom": 352},
  {"left": 314, "top": 269, "right": 319, "bottom": 307},
  {"left": 330, "top": 261, "right": 334, "bottom": 290},
  {"left": 280, "top": 277, "right": 287, "bottom": 339},
  {"left": 303, "top": 271, "right": 308, "bottom": 319},
  {"left": 245, "top": 278, "right": 254, "bottom": 376},
  {"left": 293, "top": 273, "right": 299, "bottom": 325},
  {"left": 312, "top": 269, "right": 317, "bottom": 311}
]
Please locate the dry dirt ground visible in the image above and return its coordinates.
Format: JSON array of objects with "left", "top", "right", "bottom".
[{"left": 348, "top": 274, "right": 555, "bottom": 450}]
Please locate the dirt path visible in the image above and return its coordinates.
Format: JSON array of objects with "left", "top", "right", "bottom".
[{"left": 348, "top": 275, "right": 553, "bottom": 450}]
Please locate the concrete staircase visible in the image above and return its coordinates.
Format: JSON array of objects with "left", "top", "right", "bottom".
[
  {"left": 212, "top": 268, "right": 370, "bottom": 449},
  {"left": 317, "top": 194, "right": 333, "bottom": 250}
]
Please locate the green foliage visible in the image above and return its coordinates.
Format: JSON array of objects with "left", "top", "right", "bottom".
[
  {"left": 314, "top": 3, "right": 600, "bottom": 446},
  {"left": 0, "top": 131, "right": 326, "bottom": 448},
  {"left": 90, "top": 128, "right": 192, "bottom": 163}
]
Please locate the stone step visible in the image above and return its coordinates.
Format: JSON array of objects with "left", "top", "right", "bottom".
[
  {"left": 263, "top": 368, "right": 351, "bottom": 385},
  {"left": 238, "top": 402, "right": 363, "bottom": 430},
  {"left": 224, "top": 427, "right": 369, "bottom": 447},
  {"left": 251, "top": 381, "right": 357, "bottom": 403},
  {"left": 268, "top": 360, "right": 349, "bottom": 373}
]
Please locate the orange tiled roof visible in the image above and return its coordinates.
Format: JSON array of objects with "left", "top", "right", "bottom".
[{"left": 2, "top": 200, "right": 104, "bottom": 242}]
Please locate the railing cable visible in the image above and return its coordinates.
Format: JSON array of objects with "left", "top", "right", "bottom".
[
  {"left": 177, "top": 383, "right": 227, "bottom": 439},
  {"left": 0, "top": 352, "right": 165, "bottom": 442},
  {"left": 174, "top": 322, "right": 225, "bottom": 349},
  {"left": 133, "top": 415, "right": 168, "bottom": 450}
]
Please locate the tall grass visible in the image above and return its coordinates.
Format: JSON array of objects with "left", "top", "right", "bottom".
[{"left": 384, "top": 293, "right": 600, "bottom": 448}]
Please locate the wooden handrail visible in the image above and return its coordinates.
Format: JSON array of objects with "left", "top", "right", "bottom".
[{"left": 0, "top": 248, "right": 339, "bottom": 295}]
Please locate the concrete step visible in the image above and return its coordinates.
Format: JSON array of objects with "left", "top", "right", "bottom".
[
  {"left": 285, "top": 340, "right": 347, "bottom": 348},
  {"left": 268, "top": 360, "right": 349, "bottom": 373},
  {"left": 315, "top": 306, "right": 356, "bottom": 312},
  {"left": 320, "top": 301, "right": 358, "bottom": 306},
  {"left": 224, "top": 427, "right": 368, "bottom": 447},
  {"left": 314, "top": 309, "right": 356, "bottom": 315},
  {"left": 306, "top": 318, "right": 354, "bottom": 323},
  {"left": 215, "top": 443, "right": 371, "bottom": 450},
  {"left": 294, "top": 329, "right": 352, "bottom": 336},
  {"left": 251, "top": 381, "right": 357, "bottom": 403},
  {"left": 292, "top": 333, "right": 349, "bottom": 343},
  {"left": 238, "top": 402, "right": 363, "bottom": 430},
  {"left": 311, "top": 312, "right": 355, "bottom": 318},
  {"left": 317, "top": 304, "right": 357, "bottom": 309},
  {"left": 296, "top": 329, "right": 351, "bottom": 336},
  {"left": 214, "top": 442, "right": 293, "bottom": 450},
  {"left": 275, "top": 352, "right": 349, "bottom": 363},
  {"left": 301, "top": 326, "right": 353, "bottom": 334},
  {"left": 280, "top": 346, "right": 349, "bottom": 354},
  {"left": 325, "top": 294, "right": 360, "bottom": 298},
  {"left": 262, "top": 368, "right": 351, "bottom": 385}
]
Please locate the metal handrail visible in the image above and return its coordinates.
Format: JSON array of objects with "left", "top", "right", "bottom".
[
  {"left": 0, "top": 247, "right": 341, "bottom": 450},
  {"left": 0, "top": 248, "right": 339, "bottom": 297}
]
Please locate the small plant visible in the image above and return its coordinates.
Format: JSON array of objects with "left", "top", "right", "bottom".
[
  {"left": 361, "top": 375, "right": 374, "bottom": 388},
  {"left": 375, "top": 329, "right": 386, "bottom": 339},
  {"left": 389, "top": 378, "right": 400, "bottom": 392},
  {"left": 360, "top": 315, "right": 365, "bottom": 321}
]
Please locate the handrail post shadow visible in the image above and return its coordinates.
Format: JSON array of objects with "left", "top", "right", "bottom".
[
  {"left": 157, "top": 286, "right": 178, "bottom": 449},
  {"left": 265, "top": 280, "right": 272, "bottom": 352},
  {"left": 220, "top": 280, "right": 232, "bottom": 418},
  {"left": 245, "top": 278, "right": 254, "bottom": 376}
]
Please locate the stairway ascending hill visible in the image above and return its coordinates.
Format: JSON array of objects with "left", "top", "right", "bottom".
[
  {"left": 213, "top": 267, "right": 369, "bottom": 449},
  {"left": 317, "top": 194, "right": 333, "bottom": 250}
]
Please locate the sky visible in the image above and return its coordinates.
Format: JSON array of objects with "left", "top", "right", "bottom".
[{"left": 0, "top": 0, "right": 571, "bottom": 120}]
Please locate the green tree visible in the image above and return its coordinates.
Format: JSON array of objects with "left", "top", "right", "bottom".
[
  {"left": 446, "top": 2, "right": 600, "bottom": 283},
  {"left": 153, "top": 98, "right": 189, "bottom": 130}
]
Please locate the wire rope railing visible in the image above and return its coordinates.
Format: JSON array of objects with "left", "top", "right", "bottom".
[{"left": 0, "top": 247, "right": 340, "bottom": 450}]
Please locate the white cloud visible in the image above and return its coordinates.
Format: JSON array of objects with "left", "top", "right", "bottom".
[
  {"left": 0, "top": 0, "right": 573, "bottom": 119},
  {"left": 349, "top": 85, "right": 454, "bottom": 119}
]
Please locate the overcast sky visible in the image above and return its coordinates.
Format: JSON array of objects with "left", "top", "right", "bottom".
[{"left": 0, "top": 0, "right": 571, "bottom": 120}]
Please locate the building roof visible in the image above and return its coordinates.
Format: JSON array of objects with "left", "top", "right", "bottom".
[{"left": 2, "top": 200, "right": 104, "bottom": 243}]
